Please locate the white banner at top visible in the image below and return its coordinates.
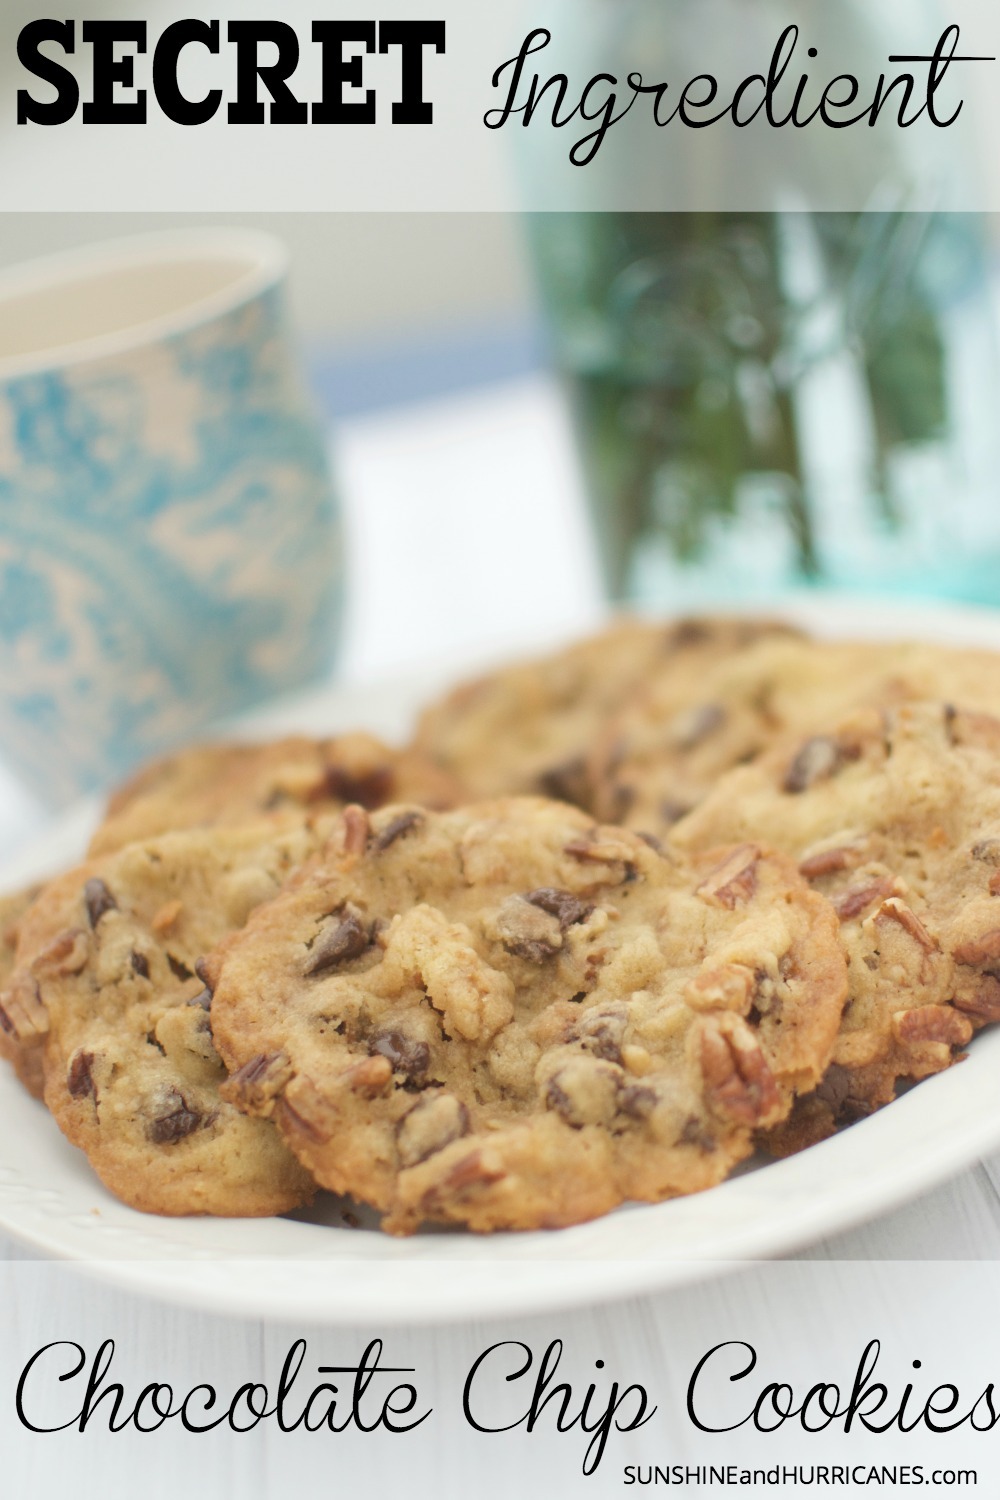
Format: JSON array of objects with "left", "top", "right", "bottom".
[{"left": 0, "top": 0, "right": 998, "bottom": 211}]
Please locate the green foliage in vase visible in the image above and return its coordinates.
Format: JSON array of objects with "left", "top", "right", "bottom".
[{"left": 531, "top": 211, "right": 948, "bottom": 596}]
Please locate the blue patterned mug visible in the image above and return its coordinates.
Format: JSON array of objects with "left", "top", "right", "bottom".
[{"left": 0, "top": 230, "right": 342, "bottom": 805}]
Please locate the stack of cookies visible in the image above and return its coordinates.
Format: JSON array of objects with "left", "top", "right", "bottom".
[{"left": 4, "top": 618, "right": 1000, "bottom": 1234}]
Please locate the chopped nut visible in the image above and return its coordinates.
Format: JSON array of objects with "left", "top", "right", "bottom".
[
  {"left": 222, "top": 1051, "right": 293, "bottom": 1113},
  {"left": 330, "top": 804, "right": 370, "bottom": 859},
  {"left": 347, "top": 1054, "right": 393, "bottom": 1097},
  {"left": 834, "top": 877, "right": 897, "bottom": 922},
  {"left": 372, "top": 810, "right": 424, "bottom": 852},
  {"left": 0, "top": 972, "right": 49, "bottom": 1044},
  {"left": 783, "top": 736, "right": 842, "bottom": 794},
  {"left": 33, "top": 928, "right": 89, "bottom": 978},
  {"left": 892, "top": 1006, "right": 973, "bottom": 1048},
  {"left": 953, "top": 976, "right": 1000, "bottom": 1023},
  {"left": 952, "top": 929, "right": 1000, "bottom": 966},
  {"left": 799, "top": 845, "right": 861, "bottom": 880},
  {"left": 396, "top": 1093, "right": 469, "bottom": 1167},
  {"left": 151, "top": 899, "right": 183, "bottom": 934},
  {"left": 700, "top": 1014, "right": 779, "bottom": 1126},
  {"left": 875, "top": 898, "right": 937, "bottom": 951},
  {"left": 686, "top": 963, "right": 756, "bottom": 1013},
  {"left": 696, "top": 845, "right": 760, "bottom": 909},
  {"left": 669, "top": 702, "right": 726, "bottom": 750}
]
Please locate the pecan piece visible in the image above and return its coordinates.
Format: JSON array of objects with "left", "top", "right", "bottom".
[
  {"left": 372, "top": 810, "right": 424, "bottom": 852},
  {"left": 33, "top": 928, "right": 89, "bottom": 978},
  {"left": 332, "top": 804, "right": 371, "bottom": 858},
  {"left": 875, "top": 898, "right": 937, "bottom": 951},
  {"left": 0, "top": 972, "right": 49, "bottom": 1044},
  {"left": 222, "top": 1051, "right": 293, "bottom": 1113},
  {"left": 686, "top": 963, "right": 756, "bottom": 1013},
  {"left": 700, "top": 1015, "right": 779, "bottom": 1126},
  {"left": 833, "top": 877, "right": 897, "bottom": 922},
  {"left": 564, "top": 830, "right": 640, "bottom": 871},
  {"left": 892, "top": 1006, "right": 973, "bottom": 1048},
  {"left": 783, "top": 736, "right": 842, "bottom": 794},
  {"left": 952, "top": 929, "right": 1000, "bottom": 967},
  {"left": 151, "top": 899, "right": 183, "bottom": 934},
  {"left": 397, "top": 1093, "right": 469, "bottom": 1167},
  {"left": 953, "top": 975, "right": 1000, "bottom": 1023},
  {"left": 432, "top": 1148, "right": 505, "bottom": 1196},
  {"left": 696, "top": 845, "right": 759, "bottom": 909},
  {"left": 669, "top": 702, "right": 725, "bottom": 750},
  {"left": 799, "top": 845, "right": 861, "bottom": 880}
]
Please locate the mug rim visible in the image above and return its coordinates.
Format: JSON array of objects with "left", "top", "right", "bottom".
[{"left": 0, "top": 227, "right": 289, "bottom": 381}]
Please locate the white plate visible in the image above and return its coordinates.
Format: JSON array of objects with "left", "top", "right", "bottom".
[{"left": 4, "top": 592, "right": 1000, "bottom": 1326}]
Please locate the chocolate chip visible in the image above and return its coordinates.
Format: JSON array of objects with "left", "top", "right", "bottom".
[
  {"left": 147, "top": 1091, "right": 205, "bottom": 1144},
  {"left": 637, "top": 831, "right": 665, "bottom": 854},
  {"left": 679, "top": 1115, "right": 716, "bottom": 1150},
  {"left": 659, "top": 798, "right": 693, "bottom": 827},
  {"left": 84, "top": 878, "right": 117, "bottom": 929},
  {"left": 783, "top": 736, "right": 842, "bottom": 794},
  {"left": 537, "top": 756, "right": 589, "bottom": 808},
  {"left": 187, "top": 988, "right": 212, "bottom": 1011},
  {"left": 371, "top": 1030, "right": 430, "bottom": 1079},
  {"left": 194, "top": 957, "right": 213, "bottom": 990},
  {"left": 372, "top": 810, "right": 423, "bottom": 852},
  {"left": 229, "top": 1053, "right": 279, "bottom": 1088},
  {"left": 167, "top": 953, "right": 194, "bottom": 981},
  {"left": 524, "top": 888, "right": 594, "bottom": 930},
  {"left": 815, "top": 1063, "right": 852, "bottom": 1113},
  {"left": 67, "top": 1050, "right": 96, "bottom": 1100},
  {"left": 130, "top": 951, "right": 150, "bottom": 979},
  {"left": 545, "top": 1076, "right": 581, "bottom": 1127},
  {"left": 619, "top": 1084, "right": 658, "bottom": 1121},
  {"left": 305, "top": 910, "right": 371, "bottom": 975},
  {"left": 322, "top": 763, "right": 394, "bottom": 809}
]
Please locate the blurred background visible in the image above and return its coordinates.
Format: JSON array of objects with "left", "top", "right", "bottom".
[{"left": 0, "top": 214, "right": 539, "bottom": 411}]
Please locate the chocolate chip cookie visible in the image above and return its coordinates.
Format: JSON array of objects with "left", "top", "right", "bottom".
[
  {"left": 413, "top": 616, "right": 802, "bottom": 810},
  {"left": 592, "top": 635, "right": 1000, "bottom": 837},
  {"left": 90, "top": 732, "right": 462, "bottom": 857},
  {"left": 0, "top": 884, "right": 44, "bottom": 1099},
  {"left": 207, "top": 798, "right": 846, "bottom": 1233},
  {"left": 673, "top": 701, "right": 1000, "bottom": 1149},
  {"left": 3, "top": 822, "right": 326, "bottom": 1215}
]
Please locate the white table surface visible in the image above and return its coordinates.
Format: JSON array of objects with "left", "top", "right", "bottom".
[{"left": 3, "top": 374, "right": 999, "bottom": 1499}]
